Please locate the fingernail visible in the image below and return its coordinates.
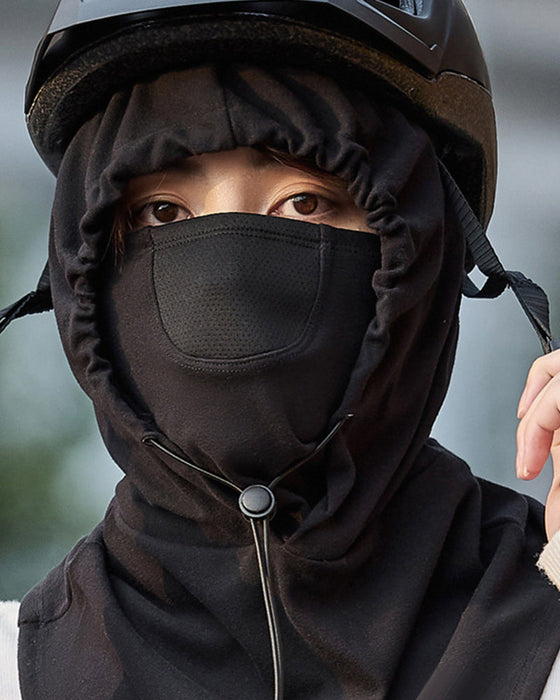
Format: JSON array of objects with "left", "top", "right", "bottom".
[{"left": 517, "top": 460, "right": 531, "bottom": 480}]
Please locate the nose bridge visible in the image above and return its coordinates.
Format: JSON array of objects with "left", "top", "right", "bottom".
[{"left": 201, "top": 171, "right": 264, "bottom": 216}]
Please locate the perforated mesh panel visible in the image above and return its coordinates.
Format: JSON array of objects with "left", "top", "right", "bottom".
[{"left": 152, "top": 226, "right": 321, "bottom": 360}]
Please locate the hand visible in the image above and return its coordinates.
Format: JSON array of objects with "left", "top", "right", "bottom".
[{"left": 517, "top": 349, "right": 560, "bottom": 540}]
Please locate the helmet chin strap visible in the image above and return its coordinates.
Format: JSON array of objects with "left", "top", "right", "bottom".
[
  {"left": 1, "top": 171, "right": 557, "bottom": 353},
  {"left": 0, "top": 262, "right": 52, "bottom": 334},
  {"left": 439, "top": 161, "right": 559, "bottom": 354}
]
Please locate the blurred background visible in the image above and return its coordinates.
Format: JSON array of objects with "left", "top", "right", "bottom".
[{"left": 1, "top": 0, "right": 559, "bottom": 600}]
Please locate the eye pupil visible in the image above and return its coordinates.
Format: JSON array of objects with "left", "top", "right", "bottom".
[
  {"left": 153, "top": 202, "right": 179, "bottom": 223},
  {"left": 292, "top": 194, "right": 318, "bottom": 216}
]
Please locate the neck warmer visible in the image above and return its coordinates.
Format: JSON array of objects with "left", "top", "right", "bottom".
[{"left": 18, "top": 64, "right": 560, "bottom": 700}]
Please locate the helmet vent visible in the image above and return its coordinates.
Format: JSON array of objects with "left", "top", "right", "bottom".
[{"left": 399, "top": 0, "right": 421, "bottom": 14}]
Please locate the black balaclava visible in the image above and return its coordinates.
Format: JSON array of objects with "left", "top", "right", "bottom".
[{"left": 18, "top": 65, "right": 560, "bottom": 699}]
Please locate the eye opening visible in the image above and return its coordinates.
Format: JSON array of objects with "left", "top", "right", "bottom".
[{"left": 110, "top": 145, "right": 361, "bottom": 256}]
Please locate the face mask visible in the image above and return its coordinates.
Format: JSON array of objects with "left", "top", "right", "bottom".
[{"left": 100, "top": 212, "right": 380, "bottom": 486}]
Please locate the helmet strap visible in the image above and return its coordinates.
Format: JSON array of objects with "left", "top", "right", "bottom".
[
  {"left": 439, "top": 161, "right": 558, "bottom": 354},
  {"left": 0, "top": 263, "right": 52, "bottom": 335}
]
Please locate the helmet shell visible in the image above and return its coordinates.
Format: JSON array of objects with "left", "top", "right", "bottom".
[{"left": 26, "top": 0, "right": 496, "bottom": 224}]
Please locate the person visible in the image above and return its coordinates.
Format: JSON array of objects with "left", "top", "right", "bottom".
[{"left": 2, "top": 0, "right": 560, "bottom": 698}]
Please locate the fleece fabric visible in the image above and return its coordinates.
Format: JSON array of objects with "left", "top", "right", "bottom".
[{"left": 18, "top": 64, "right": 560, "bottom": 699}]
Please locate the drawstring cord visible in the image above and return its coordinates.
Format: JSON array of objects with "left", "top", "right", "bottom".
[
  {"left": 140, "top": 439, "right": 244, "bottom": 495},
  {"left": 144, "top": 413, "right": 353, "bottom": 700},
  {"left": 250, "top": 517, "right": 283, "bottom": 700}
]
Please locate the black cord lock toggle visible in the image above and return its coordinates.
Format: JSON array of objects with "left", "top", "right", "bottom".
[{"left": 239, "top": 484, "right": 276, "bottom": 521}]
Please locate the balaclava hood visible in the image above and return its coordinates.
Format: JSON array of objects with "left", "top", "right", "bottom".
[{"left": 18, "top": 64, "right": 560, "bottom": 699}]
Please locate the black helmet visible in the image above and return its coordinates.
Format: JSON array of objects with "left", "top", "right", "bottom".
[
  {"left": 26, "top": 0, "right": 496, "bottom": 225},
  {"left": 5, "top": 0, "right": 554, "bottom": 353}
]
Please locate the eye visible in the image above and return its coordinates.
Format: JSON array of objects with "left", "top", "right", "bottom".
[
  {"left": 271, "top": 192, "right": 331, "bottom": 220},
  {"left": 291, "top": 193, "right": 318, "bottom": 216},
  {"left": 128, "top": 199, "right": 192, "bottom": 231},
  {"left": 150, "top": 201, "right": 181, "bottom": 223}
]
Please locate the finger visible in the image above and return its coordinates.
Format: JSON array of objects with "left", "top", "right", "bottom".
[
  {"left": 546, "top": 447, "right": 560, "bottom": 539},
  {"left": 517, "top": 380, "right": 560, "bottom": 479},
  {"left": 516, "top": 420, "right": 554, "bottom": 480},
  {"left": 518, "top": 349, "right": 560, "bottom": 419}
]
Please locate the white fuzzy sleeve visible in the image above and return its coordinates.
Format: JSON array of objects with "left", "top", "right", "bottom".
[
  {"left": 538, "top": 531, "right": 560, "bottom": 698},
  {"left": 538, "top": 530, "right": 560, "bottom": 591},
  {"left": 0, "top": 601, "right": 21, "bottom": 699}
]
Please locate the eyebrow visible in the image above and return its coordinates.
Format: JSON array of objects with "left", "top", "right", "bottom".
[
  {"left": 258, "top": 147, "right": 345, "bottom": 184},
  {"left": 140, "top": 148, "right": 345, "bottom": 189},
  {"left": 245, "top": 148, "right": 278, "bottom": 167},
  {"left": 156, "top": 149, "right": 277, "bottom": 179}
]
